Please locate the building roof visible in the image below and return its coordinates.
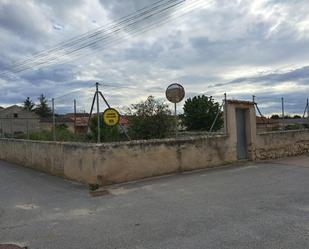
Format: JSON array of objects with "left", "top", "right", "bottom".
[
  {"left": 227, "top": 100, "right": 254, "bottom": 105},
  {"left": 256, "top": 116, "right": 280, "bottom": 124},
  {"left": 119, "top": 115, "right": 129, "bottom": 125},
  {"left": 0, "top": 105, "right": 20, "bottom": 111},
  {"left": 63, "top": 113, "right": 90, "bottom": 118},
  {"left": 0, "top": 105, "right": 39, "bottom": 118}
]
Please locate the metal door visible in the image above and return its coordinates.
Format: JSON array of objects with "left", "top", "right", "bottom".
[{"left": 236, "top": 108, "right": 247, "bottom": 160}]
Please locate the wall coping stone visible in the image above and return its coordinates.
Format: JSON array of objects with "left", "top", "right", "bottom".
[
  {"left": 257, "top": 129, "right": 309, "bottom": 136},
  {"left": 0, "top": 134, "right": 228, "bottom": 148}
]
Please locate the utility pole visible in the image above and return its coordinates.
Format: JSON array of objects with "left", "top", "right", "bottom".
[
  {"left": 96, "top": 82, "right": 100, "bottom": 143},
  {"left": 52, "top": 98, "right": 56, "bottom": 141},
  {"left": 87, "top": 82, "right": 131, "bottom": 141},
  {"left": 74, "top": 99, "right": 77, "bottom": 134}
]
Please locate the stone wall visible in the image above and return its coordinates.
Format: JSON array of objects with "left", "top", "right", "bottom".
[
  {"left": 0, "top": 135, "right": 235, "bottom": 185},
  {"left": 255, "top": 130, "right": 309, "bottom": 160}
]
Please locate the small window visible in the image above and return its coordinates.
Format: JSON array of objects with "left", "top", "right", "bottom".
[{"left": 13, "top": 113, "right": 18, "bottom": 118}]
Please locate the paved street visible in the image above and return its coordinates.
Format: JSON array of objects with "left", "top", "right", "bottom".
[{"left": 0, "top": 156, "right": 309, "bottom": 249}]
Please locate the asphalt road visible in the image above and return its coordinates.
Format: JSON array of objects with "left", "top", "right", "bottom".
[{"left": 0, "top": 156, "right": 309, "bottom": 249}]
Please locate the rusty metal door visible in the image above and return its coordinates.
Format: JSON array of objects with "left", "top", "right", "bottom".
[{"left": 236, "top": 108, "right": 247, "bottom": 160}]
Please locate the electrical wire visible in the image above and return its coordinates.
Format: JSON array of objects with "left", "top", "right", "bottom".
[
  {"left": 2, "top": 0, "right": 184, "bottom": 74},
  {"left": 1, "top": 0, "right": 211, "bottom": 77}
]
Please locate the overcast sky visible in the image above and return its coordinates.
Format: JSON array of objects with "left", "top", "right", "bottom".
[{"left": 0, "top": 0, "right": 309, "bottom": 115}]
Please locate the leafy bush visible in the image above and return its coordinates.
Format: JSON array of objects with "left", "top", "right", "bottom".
[
  {"left": 29, "top": 124, "right": 88, "bottom": 142},
  {"left": 127, "top": 96, "right": 174, "bottom": 139},
  {"left": 285, "top": 123, "right": 303, "bottom": 130},
  {"left": 181, "top": 95, "right": 223, "bottom": 131},
  {"left": 89, "top": 114, "right": 125, "bottom": 142}
]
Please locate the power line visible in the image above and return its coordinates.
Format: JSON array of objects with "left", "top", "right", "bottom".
[
  {"left": 15, "top": 0, "right": 185, "bottom": 72},
  {"left": 2, "top": 0, "right": 184, "bottom": 75},
  {"left": 11, "top": 0, "right": 176, "bottom": 68},
  {"left": 1, "top": 0, "right": 211, "bottom": 77}
]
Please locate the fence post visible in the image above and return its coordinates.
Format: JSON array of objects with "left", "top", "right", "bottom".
[
  {"left": 0, "top": 118, "right": 2, "bottom": 138},
  {"left": 74, "top": 99, "right": 77, "bottom": 134},
  {"left": 281, "top": 97, "right": 285, "bottom": 130},
  {"left": 307, "top": 98, "right": 309, "bottom": 119},
  {"left": 26, "top": 118, "right": 29, "bottom": 140},
  {"left": 52, "top": 98, "right": 56, "bottom": 141},
  {"left": 11, "top": 118, "right": 13, "bottom": 138},
  {"left": 224, "top": 93, "right": 228, "bottom": 135}
]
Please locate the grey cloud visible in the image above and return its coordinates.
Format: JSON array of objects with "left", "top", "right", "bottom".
[
  {"left": 1, "top": 0, "right": 309, "bottom": 115},
  {"left": 100, "top": 0, "right": 158, "bottom": 19},
  {"left": 21, "top": 64, "right": 78, "bottom": 83},
  {"left": 225, "top": 66, "right": 309, "bottom": 86},
  {"left": 0, "top": 1, "right": 49, "bottom": 41}
]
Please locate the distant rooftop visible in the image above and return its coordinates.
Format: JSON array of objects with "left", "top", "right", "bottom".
[{"left": 227, "top": 99, "right": 254, "bottom": 105}]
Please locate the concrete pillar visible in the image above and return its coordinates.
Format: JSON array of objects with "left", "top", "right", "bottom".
[{"left": 224, "top": 100, "right": 257, "bottom": 160}]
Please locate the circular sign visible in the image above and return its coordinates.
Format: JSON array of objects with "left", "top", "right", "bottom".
[
  {"left": 165, "top": 83, "right": 185, "bottom": 103},
  {"left": 103, "top": 108, "right": 120, "bottom": 126}
]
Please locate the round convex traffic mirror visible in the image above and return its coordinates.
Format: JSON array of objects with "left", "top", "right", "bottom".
[{"left": 165, "top": 83, "right": 185, "bottom": 103}]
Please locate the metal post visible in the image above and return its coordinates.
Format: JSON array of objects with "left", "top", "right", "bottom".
[
  {"left": 281, "top": 97, "right": 285, "bottom": 118},
  {"left": 87, "top": 92, "right": 97, "bottom": 132},
  {"left": 252, "top": 95, "right": 256, "bottom": 103},
  {"left": 174, "top": 103, "right": 177, "bottom": 138},
  {"left": 209, "top": 101, "right": 224, "bottom": 133},
  {"left": 74, "top": 99, "right": 77, "bottom": 134},
  {"left": 224, "top": 93, "right": 227, "bottom": 134},
  {"left": 0, "top": 118, "right": 2, "bottom": 138},
  {"left": 281, "top": 97, "right": 285, "bottom": 130},
  {"left": 52, "top": 98, "right": 56, "bottom": 141},
  {"left": 26, "top": 118, "right": 29, "bottom": 140},
  {"left": 307, "top": 98, "right": 309, "bottom": 119},
  {"left": 11, "top": 118, "right": 13, "bottom": 138},
  {"left": 98, "top": 91, "right": 131, "bottom": 140},
  {"left": 27, "top": 106, "right": 30, "bottom": 140},
  {"left": 96, "top": 82, "right": 100, "bottom": 143}
]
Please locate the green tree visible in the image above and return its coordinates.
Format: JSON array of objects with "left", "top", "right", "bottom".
[
  {"left": 270, "top": 114, "right": 280, "bottom": 119},
  {"left": 90, "top": 114, "right": 124, "bottom": 142},
  {"left": 35, "top": 94, "right": 52, "bottom": 117},
  {"left": 128, "top": 96, "right": 174, "bottom": 139},
  {"left": 23, "top": 97, "right": 35, "bottom": 111},
  {"left": 181, "top": 95, "right": 223, "bottom": 131}
]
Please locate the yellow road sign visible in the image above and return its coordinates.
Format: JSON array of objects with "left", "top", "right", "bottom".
[{"left": 103, "top": 108, "right": 120, "bottom": 126}]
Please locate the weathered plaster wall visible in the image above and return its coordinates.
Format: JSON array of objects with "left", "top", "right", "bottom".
[
  {"left": 1, "top": 100, "right": 308, "bottom": 186},
  {"left": 0, "top": 135, "right": 235, "bottom": 185},
  {"left": 255, "top": 130, "right": 309, "bottom": 160}
]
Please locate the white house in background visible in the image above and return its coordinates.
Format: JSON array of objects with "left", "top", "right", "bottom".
[{"left": 0, "top": 105, "right": 40, "bottom": 136}]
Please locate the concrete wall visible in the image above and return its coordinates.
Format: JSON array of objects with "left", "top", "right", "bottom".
[
  {"left": 0, "top": 135, "right": 235, "bottom": 185},
  {"left": 255, "top": 130, "right": 309, "bottom": 160},
  {"left": 225, "top": 100, "right": 257, "bottom": 160},
  {"left": 1, "top": 100, "right": 309, "bottom": 186}
]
